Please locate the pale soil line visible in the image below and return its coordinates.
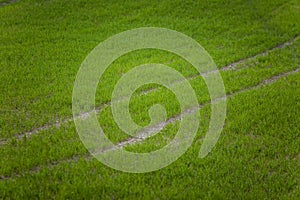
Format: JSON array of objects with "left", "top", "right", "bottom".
[
  {"left": 106, "top": 66, "right": 300, "bottom": 150},
  {"left": 0, "top": 33, "right": 299, "bottom": 146},
  {"left": 0, "top": 0, "right": 19, "bottom": 7},
  {"left": 221, "top": 33, "right": 300, "bottom": 71},
  {"left": 0, "top": 154, "right": 91, "bottom": 180},
  {"left": 1, "top": 66, "right": 299, "bottom": 181},
  {"left": 140, "top": 33, "right": 300, "bottom": 95},
  {"left": 0, "top": 103, "right": 109, "bottom": 146}
]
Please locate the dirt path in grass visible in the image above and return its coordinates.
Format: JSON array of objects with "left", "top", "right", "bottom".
[
  {"left": 1, "top": 65, "right": 299, "bottom": 181},
  {"left": 105, "top": 66, "right": 300, "bottom": 151},
  {"left": 0, "top": 32, "right": 299, "bottom": 146}
]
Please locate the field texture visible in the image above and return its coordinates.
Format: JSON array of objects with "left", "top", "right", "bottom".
[{"left": 1, "top": 0, "right": 300, "bottom": 199}]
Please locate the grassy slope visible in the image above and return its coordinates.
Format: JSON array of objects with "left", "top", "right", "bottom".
[
  {"left": 0, "top": 0, "right": 300, "bottom": 199},
  {"left": 1, "top": 71, "right": 299, "bottom": 199},
  {"left": 1, "top": 37, "right": 299, "bottom": 178},
  {"left": 1, "top": 0, "right": 300, "bottom": 137}
]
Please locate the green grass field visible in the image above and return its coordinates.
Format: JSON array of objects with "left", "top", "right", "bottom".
[{"left": 1, "top": 0, "right": 300, "bottom": 199}]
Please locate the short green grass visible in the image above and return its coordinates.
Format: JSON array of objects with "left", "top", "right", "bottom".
[{"left": 0, "top": 0, "right": 300, "bottom": 199}]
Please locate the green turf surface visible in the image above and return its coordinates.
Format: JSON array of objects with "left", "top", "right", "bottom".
[{"left": 1, "top": 0, "right": 300, "bottom": 199}]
